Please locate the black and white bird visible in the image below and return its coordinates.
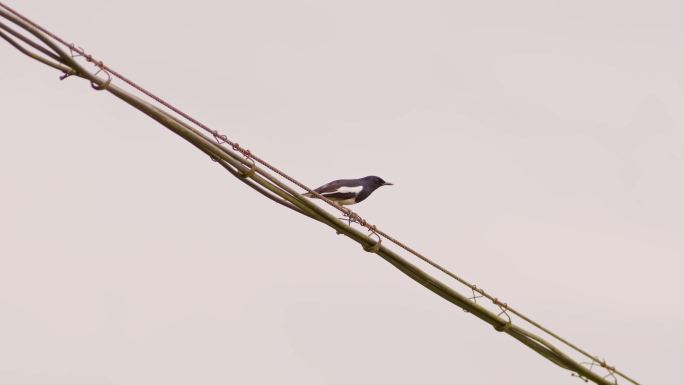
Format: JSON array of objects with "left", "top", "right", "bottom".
[{"left": 303, "top": 176, "right": 393, "bottom": 205}]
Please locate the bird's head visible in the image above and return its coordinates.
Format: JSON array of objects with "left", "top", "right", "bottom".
[{"left": 364, "top": 175, "right": 393, "bottom": 188}]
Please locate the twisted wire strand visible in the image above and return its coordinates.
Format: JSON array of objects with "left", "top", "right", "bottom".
[{"left": 0, "top": 3, "right": 638, "bottom": 384}]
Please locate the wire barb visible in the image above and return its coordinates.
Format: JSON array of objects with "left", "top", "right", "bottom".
[
  {"left": 492, "top": 297, "right": 512, "bottom": 331},
  {"left": 91, "top": 64, "right": 111, "bottom": 90},
  {"left": 212, "top": 130, "right": 228, "bottom": 145},
  {"left": 469, "top": 285, "right": 484, "bottom": 303},
  {"left": 571, "top": 359, "right": 618, "bottom": 385},
  {"left": 59, "top": 69, "right": 75, "bottom": 80},
  {"left": 462, "top": 284, "right": 484, "bottom": 313},
  {"left": 363, "top": 227, "right": 382, "bottom": 253},
  {"left": 600, "top": 359, "right": 618, "bottom": 385},
  {"left": 68, "top": 42, "right": 83, "bottom": 58},
  {"left": 237, "top": 157, "right": 256, "bottom": 179}
]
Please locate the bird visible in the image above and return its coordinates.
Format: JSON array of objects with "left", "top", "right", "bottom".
[{"left": 303, "top": 175, "right": 393, "bottom": 205}]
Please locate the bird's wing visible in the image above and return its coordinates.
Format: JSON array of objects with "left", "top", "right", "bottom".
[
  {"left": 311, "top": 182, "right": 363, "bottom": 201},
  {"left": 320, "top": 191, "right": 357, "bottom": 201},
  {"left": 314, "top": 180, "right": 361, "bottom": 193}
]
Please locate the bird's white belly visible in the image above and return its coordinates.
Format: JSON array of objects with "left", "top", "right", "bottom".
[{"left": 336, "top": 197, "right": 357, "bottom": 205}]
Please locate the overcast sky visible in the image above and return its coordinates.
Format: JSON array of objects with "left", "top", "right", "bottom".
[{"left": 1, "top": 1, "right": 682, "bottom": 384}]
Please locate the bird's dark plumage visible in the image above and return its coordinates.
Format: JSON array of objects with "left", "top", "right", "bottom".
[{"left": 303, "top": 175, "right": 392, "bottom": 205}]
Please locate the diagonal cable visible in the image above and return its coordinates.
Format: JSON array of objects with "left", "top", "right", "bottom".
[{"left": 0, "top": 3, "right": 639, "bottom": 385}]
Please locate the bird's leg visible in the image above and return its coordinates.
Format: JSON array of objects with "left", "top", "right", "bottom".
[
  {"left": 337, "top": 213, "right": 353, "bottom": 227},
  {"left": 335, "top": 205, "right": 354, "bottom": 227}
]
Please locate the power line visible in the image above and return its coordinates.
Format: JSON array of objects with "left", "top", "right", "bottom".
[{"left": 0, "top": 4, "right": 639, "bottom": 384}]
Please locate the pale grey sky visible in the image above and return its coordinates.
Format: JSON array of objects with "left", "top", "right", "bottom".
[{"left": 1, "top": 1, "right": 682, "bottom": 384}]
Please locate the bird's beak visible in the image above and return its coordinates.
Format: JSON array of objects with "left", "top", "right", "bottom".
[{"left": 383, "top": 182, "right": 393, "bottom": 186}]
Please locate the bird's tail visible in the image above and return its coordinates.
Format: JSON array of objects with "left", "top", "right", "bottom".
[{"left": 302, "top": 191, "right": 316, "bottom": 198}]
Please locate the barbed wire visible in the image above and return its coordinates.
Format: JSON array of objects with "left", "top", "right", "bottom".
[{"left": 0, "top": 3, "right": 638, "bottom": 384}]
